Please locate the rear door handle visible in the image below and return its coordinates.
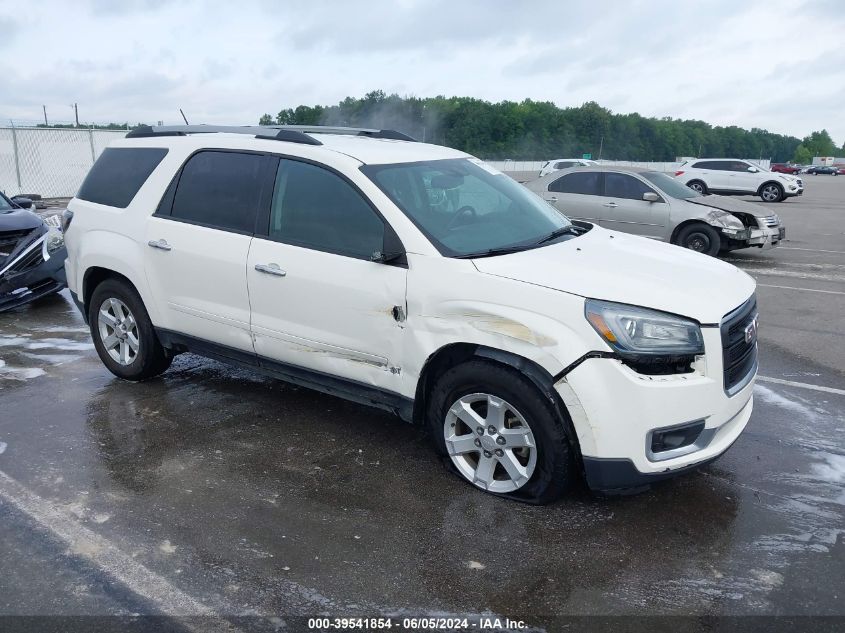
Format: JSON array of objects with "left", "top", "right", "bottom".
[
  {"left": 603, "top": 202, "right": 618, "bottom": 208},
  {"left": 255, "top": 263, "right": 286, "bottom": 277},
  {"left": 147, "top": 239, "right": 171, "bottom": 251}
]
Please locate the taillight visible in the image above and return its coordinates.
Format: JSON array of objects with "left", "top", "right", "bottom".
[
  {"left": 674, "top": 170, "right": 685, "bottom": 177},
  {"left": 61, "top": 209, "right": 74, "bottom": 233}
]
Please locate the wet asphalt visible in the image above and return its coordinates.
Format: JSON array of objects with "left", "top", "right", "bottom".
[{"left": 0, "top": 179, "right": 843, "bottom": 631}]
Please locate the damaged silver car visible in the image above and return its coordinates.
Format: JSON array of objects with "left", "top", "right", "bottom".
[
  {"left": 0, "top": 191, "right": 67, "bottom": 312},
  {"left": 525, "top": 166, "right": 785, "bottom": 256}
]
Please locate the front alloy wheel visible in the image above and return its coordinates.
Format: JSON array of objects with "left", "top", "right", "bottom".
[
  {"left": 97, "top": 298, "right": 140, "bottom": 366},
  {"left": 443, "top": 393, "right": 537, "bottom": 493},
  {"left": 760, "top": 183, "right": 783, "bottom": 202}
]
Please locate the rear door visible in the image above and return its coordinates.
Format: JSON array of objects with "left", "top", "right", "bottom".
[
  {"left": 600, "top": 172, "right": 670, "bottom": 238},
  {"left": 247, "top": 157, "right": 407, "bottom": 392},
  {"left": 543, "top": 171, "right": 605, "bottom": 223},
  {"left": 144, "top": 150, "right": 273, "bottom": 353}
]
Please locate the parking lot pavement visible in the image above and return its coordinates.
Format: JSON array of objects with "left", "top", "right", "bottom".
[{"left": 0, "top": 183, "right": 843, "bottom": 629}]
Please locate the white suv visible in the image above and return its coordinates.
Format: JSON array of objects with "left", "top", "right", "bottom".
[
  {"left": 675, "top": 159, "right": 803, "bottom": 202},
  {"left": 64, "top": 125, "right": 758, "bottom": 502},
  {"left": 539, "top": 158, "right": 597, "bottom": 177}
]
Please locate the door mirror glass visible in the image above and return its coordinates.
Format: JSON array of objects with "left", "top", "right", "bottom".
[
  {"left": 642, "top": 192, "right": 659, "bottom": 202},
  {"left": 747, "top": 166, "right": 758, "bottom": 173}
]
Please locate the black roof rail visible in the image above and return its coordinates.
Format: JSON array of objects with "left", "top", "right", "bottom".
[{"left": 125, "top": 124, "right": 417, "bottom": 144}]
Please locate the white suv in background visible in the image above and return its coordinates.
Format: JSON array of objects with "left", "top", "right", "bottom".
[
  {"left": 674, "top": 159, "right": 803, "bottom": 202},
  {"left": 64, "top": 125, "right": 758, "bottom": 502},
  {"left": 539, "top": 158, "right": 597, "bottom": 177}
]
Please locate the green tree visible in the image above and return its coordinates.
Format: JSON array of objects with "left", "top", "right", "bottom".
[
  {"left": 801, "top": 130, "right": 837, "bottom": 157},
  {"left": 792, "top": 144, "right": 812, "bottom": 164},
  {"left": 258, "top": 92, "right": 805, "bottom": 162},
  {"left": 258, "top": 113, "right": 273, "bottom": 125}
]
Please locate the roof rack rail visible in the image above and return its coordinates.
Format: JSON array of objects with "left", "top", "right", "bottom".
[{"left": 125, "top": 124, "right": 417, "bottom": 144}]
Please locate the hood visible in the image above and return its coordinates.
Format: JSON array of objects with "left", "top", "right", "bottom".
[
  {"left": 0, "top": 208, "right": 44, "bottom": 231},
  {"left": 471, "top": 227, "right": 755, "bottom": 324},
  {"left": 686, "top": 194, "right": 772, "bottom": 217}
]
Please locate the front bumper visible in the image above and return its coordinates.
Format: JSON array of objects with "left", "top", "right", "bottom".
[
  {"left": 746, "top": 225, "right": 784, "bottom": 249},
  {"left": 556, "top": 326, "right": 755, "bottom": 492},
  {"left": 0, "top": 238, "right": 67, "bottom": 312}
]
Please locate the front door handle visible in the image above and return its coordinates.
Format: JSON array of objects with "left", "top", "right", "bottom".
[
  {"left": 547, "top": 196, "right": 558, "bottom": 202},
  {"left": 148, "top": 239, "right": 172, "bottom": 251},
  {"left": 603, "top": 202, "right": 618, "bottom": 208},
  {"left": 255, "top": 263, "right": 286, "bottom": 277}
]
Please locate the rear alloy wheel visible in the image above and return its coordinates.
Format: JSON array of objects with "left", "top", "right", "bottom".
[
  {"left": 759, "top": 183, "right": 784, "bottom": 203},
  {"left": 675, "top": 223, "right": 721, "bottom": 256},
  {"left": 89, "top": 278, "right": 172, "bottom": 381},
  {"left": 687, "top": 180, "right": 707, "bottom": 194}
]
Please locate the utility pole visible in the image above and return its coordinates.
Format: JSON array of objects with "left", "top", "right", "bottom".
[
  {"left": 598, "top": 135, "right": 604, "bottom": 161},
  {"left": 42, "top": 105, "right": 48, "bottom": 126},
  {"left": 72, "top": 103, "right": 79, "bottom": 127}
]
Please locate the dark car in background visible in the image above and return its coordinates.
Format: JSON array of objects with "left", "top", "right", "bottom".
[
  {"left": 806, "top": 165, "right": 839, "bottom": 175},
  {"left": 0, "top": 190, "right": 67, "bottom": 312}
]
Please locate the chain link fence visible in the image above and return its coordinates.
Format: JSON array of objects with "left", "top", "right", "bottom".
[{"left": 0, "top": 126, "right": 127, "bottom": 198}]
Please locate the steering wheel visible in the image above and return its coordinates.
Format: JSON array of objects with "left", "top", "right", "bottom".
[{"left": 447, "top": 205, "right": 477, "bottom": 229}]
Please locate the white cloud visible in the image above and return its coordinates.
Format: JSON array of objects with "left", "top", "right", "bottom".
[{"left": 0, "top": 0, "right": 842, "bottom": 146}]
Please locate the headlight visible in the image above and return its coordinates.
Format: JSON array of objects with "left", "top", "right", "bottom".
[
  {"left": 42, "top": 227, "right": 65, "bottom": 257},
  {"left": 585, "top": 299, "right": 704, "bottom": 356},
  {"left": 706, "top": 209, "right": 743, "bottom": 229}
]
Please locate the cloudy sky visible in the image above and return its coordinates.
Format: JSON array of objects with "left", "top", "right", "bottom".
[{"left": 1, "top": 0, "right": 843, "bottom": 145}]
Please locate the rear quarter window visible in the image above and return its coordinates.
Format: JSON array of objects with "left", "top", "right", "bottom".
[{"left": 77, "top": 147, "right": 169, "bottom": 208}]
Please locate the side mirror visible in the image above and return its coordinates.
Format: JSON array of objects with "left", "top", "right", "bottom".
[
  {"left": 747, "top": 166, "right": 758, "bottom": 173},
  {"left": 642, "top": 192, "right": 660, "bottom": 203},
  {"left": 11, "top": 196, "right": 33, "bottom": 209}
]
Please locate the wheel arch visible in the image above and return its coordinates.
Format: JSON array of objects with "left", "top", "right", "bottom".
[
  {"left": 756, "top": 180, "right": 784, "bottom": 196},
  {"left": 82, "top": 267, "right": 143, "bottom": 325},
  {"left": 670, "top": 218, "right": 717, "bottom": 245},
  {"left": 412, "top": 342, "right": 583, "bottom": 459}
]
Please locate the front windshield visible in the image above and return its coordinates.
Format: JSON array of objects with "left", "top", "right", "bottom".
[
  {"left": 0, "top": 195, "right": 14, "bottom": 213},
  {"left": 641, "top": 171, "right": 703, "bottom": 200},
  {"left": 362, "top": 158, "right": 572, "bottom": 257}
]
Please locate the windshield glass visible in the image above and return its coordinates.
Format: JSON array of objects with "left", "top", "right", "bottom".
[
  {"left": 641, "top": 171, "right": 703, "bottom": 199},
  {"left": 0, "top": 195, "right": 14, "bottom": 213},
  {"left": 362, "top": 158, "right": 572, "bottom": 257}
]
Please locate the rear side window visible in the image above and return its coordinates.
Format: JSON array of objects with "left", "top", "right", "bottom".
[
  {"left": 170, "top": 151, "right": 267, "bottom": 233},
  {"left": 268, "top": 159, "right": 384, "bottom": 259},
  {"left": 549, "top": 172, "right": 601, "bottom": 195},
  {"left": 77, "top": 147, "right": 168, "bottom": 208},
  {"left": 554, "top": 161, "right": 575, "bottom": 169},
  {"left": 693, "top": 160, "right": 730, "bottom": 170}
]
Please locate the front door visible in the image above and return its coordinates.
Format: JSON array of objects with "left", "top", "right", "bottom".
[
  {"left": 247, "top": 158, "right": 407, "bottom": 392},
  {"left": 599, "top": 172, "right": 670, "bottom": 239}
]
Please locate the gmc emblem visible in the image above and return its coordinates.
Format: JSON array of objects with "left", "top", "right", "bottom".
[{"left": 744, "top": 318, "right": 758, "bottom": 344}]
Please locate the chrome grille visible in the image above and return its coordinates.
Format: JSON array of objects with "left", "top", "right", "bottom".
[
  {"left": 759, "top": 215, "right": 779, "bottom": 228},
  {"left": 721, "top": 296, "right": 758, "bottom": 395},
  {"left": 6, "top": 242, "right": 45, "bottom": 275},
  {"left": 0, "top": 228, "right": 35, "bottom": 267}
]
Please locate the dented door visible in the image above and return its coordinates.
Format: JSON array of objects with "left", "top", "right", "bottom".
[{"left": 247, "top": 239, "right": 407, "bottom": 390}]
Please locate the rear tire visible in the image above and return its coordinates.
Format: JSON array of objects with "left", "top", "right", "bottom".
[
  {"left": 88, "top": 278, "right": 172, "bottom": 381},
  {"left": 427, "top": 360, "right": 575, "bottom": 504},
  {"left": 687, "top": 180, "right": 707, "bottom": 194},
  {"left": 674, "top": 223, "right": 722, "bottom": 256}
]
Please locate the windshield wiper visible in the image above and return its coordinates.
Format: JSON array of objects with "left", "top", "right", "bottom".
[
  {"left": 454, "top": 244, "right": 531, "bottom": 259},
  {"left": 534, "top": 225, "right": 582, "bottom": 246}
]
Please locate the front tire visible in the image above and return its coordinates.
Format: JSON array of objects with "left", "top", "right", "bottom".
[
  {"left": 759, "top": 182, "right": 784, "bottom": 202},
  {"left": 674, "top": 223, "right": 722, "bottom": 256},
  {"left": 427, "top": 360, "right": 575, "bottom": 504},
  {"left": 88, "top": 278, "right": 172, "bottom": 381}
]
